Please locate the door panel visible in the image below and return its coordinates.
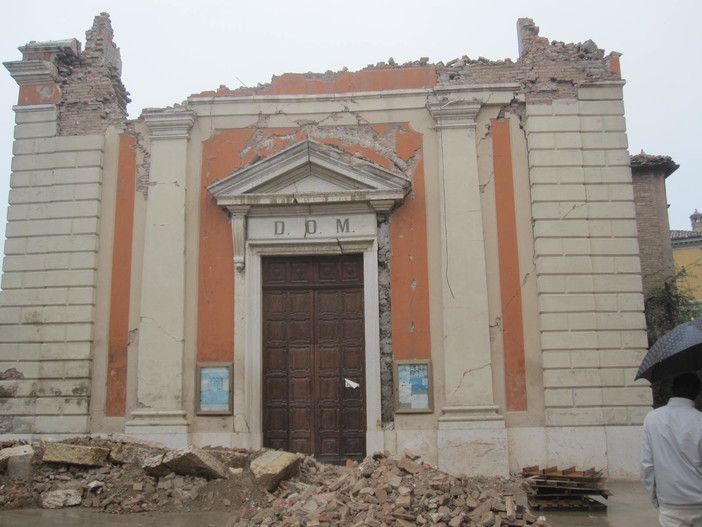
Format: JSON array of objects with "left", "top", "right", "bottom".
[{"left": 262, "top": 254, "right": 365, "bottom": 463}]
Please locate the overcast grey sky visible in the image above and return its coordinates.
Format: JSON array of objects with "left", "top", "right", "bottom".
[{"left": 0, "top": 0, "right": 699, "bottom": 243}]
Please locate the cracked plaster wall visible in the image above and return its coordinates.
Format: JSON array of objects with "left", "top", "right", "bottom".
[{"left": 197, "top": 120, "right": 427, "bottom": 428}]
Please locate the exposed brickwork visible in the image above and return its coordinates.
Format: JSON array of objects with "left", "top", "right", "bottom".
[
  {"left": 630, "top": 155, "right": 678, "bottom": 294},
  {"left": 191, "top": 18, "right": 619, "bottom": 104},
  {"left": 57, "top": 13, "right": 130, "bottom": 136},
  {"left": 437, "top": 19, "right": 619, "bottom": 102}
]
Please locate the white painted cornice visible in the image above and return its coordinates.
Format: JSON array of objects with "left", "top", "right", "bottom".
[
  {"left": 427, "top": 99, "right": 482, "bottom": 129},
  {"left": 142, "top": 109, "right": 196, "bottom": 139}
]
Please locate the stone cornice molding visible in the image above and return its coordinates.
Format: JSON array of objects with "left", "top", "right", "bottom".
[
  {"left": 3, "top": 59, "right": 57, "bottom": 86},
  {"left": 671, "top": 237, "right": 702, "bottom": 249},
  {"left": 427, "top": 99, "right": 481, "bottom": 129},
  {"left": 579, "top": 79, "right": 627, "bottom": 88},
  {"left": 17, "top": 39, "right": 80, "bottom": 57},
  {"left": 12, "top": 104, "right": 56, "bottom": 115},
  {"left": 143, "top": 110, "right": 196, "bottom": 140}
]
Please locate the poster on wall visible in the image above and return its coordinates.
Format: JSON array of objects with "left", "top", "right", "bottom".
[
  {"left": 196, "top": 363, "right": 232, "bottom": 415},
  {"left": 394, "top": 359, "right": 433, "bottom": 413}
]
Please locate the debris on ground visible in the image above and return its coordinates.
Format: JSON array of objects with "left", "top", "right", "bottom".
[
  {"left": 522, "top": 466, "right": 610, "bottom": 511},
  {"left": 0, "top": 437, "right": 561, "bottom": 526},
  {"left": 0, "top": 436, "right": 269, "bottom": 514},
  {"left": 232, "top": 450, "right": 549, "bottom": 527}
]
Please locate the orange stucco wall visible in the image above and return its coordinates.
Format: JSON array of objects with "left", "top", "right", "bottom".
[
  {"left": 390, "top": 127, "right": 432, "bottom": 359},
  {"left": 492, "top": 119, "right": 527, "bottom": 411},
  {"left": 192, "top": 67, "right": 436, "bottom": 99},
  {"left": 198, "top": 130, "right": 253, "bottom": 363},
  {"left": 106, "top": 135, "right": 136, "bottom": 417},
  {"left": 198, "top": 126, "right": 431, "bottom": 363},
  {"left": 18, "top": 84, "right": 60, "bottom": 105}
]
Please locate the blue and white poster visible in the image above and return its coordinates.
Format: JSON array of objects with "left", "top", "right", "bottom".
[
  {"left": 199, "top": 366, "right": 231, "bottom": 413},
  {"left": 396, "top": 361, "right": 431, "bottom": 411}
]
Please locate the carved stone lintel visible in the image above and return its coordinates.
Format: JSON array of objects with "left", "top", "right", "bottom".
[{"left": 427, "top": 99, "right": 481, "bottom": 129}]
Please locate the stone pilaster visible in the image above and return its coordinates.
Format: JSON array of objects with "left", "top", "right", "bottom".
[
  {"left": 125, "top": 109, "right": 195, "bottom": 447},
  {"left": 427, "top": 99, "right": 508, "bottom": 476}
]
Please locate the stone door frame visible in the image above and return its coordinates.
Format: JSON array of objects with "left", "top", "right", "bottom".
[
  {"left": 206, "top": 139, "right": 410, "bottom": 452},
  {"left": 240, "top": 237, "right": 383, "bottom": 452}
]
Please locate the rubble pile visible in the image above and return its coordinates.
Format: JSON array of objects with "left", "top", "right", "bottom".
[
  {"left": 0, "top": 436, "right": 269, "bottom": 514},
  {"left": 235, "top": 451, "right": 551, "bottom": 527},
  {"left": 0, "top": 437, "right": 557, "bottom": 526}
]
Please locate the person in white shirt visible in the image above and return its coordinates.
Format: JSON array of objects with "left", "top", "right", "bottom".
[{"left": 641, "top": 372, "right": 702, "bottom": 527}]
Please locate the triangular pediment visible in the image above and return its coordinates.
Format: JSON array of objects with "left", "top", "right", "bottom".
[{"left": 207, "top": 139, "right": 411, "bottom": 212}]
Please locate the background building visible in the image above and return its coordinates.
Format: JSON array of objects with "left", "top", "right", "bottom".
[
  {"left": 671, "top": 210, "right": 702, "bottom": 311},
  {"left": 0, "top": 15, "right": 650, "bottom": 478}
]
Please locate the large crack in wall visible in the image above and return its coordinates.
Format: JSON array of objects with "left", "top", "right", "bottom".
[{"left": 377, "top": 218, "right": 394, "bottom": 424}]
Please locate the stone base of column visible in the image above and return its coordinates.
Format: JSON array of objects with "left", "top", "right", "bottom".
[
  {"left": 437, "top": 405, "right": 509, "bottom": 477},
  {"left": 125, "top": 409, "right": 189, "bottom": 449}
]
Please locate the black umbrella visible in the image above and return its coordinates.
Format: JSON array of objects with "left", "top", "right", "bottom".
[{"left": 635, "top": 318, "right": 702, "bottom": 382}]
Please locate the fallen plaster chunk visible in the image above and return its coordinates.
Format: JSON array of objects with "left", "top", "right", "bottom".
[
  {"left": 109, "top": 433, "right": 169, "bottom": 450},
  {"left": 0, "top": 444, "right": 34, "bottom": 472},
  {"left": 109, "top": 442, "right": 161, "bottom": 466},
  {"left": 142, "top": 452, "right": 170, "bottom": 477},
  {"left": 42, "top": 443, "right": 109, "bottom": 467},
  {"left": 161, "top": 447, "right": 230, "bottom": 479},
  {"left": 40, "top": 489, "right": 82, "bottom": 509},
  {"left": 250, "top": 450, "right": 301, "bottom": 491}
]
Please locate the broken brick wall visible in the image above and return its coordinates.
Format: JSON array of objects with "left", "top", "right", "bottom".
[{"left": 57, "top": 13, "right": 130, "bottom": 136}]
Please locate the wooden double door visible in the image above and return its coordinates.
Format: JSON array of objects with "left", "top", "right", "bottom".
[{"left": 262, "top": 254, "right": 366, "bottom": 463}]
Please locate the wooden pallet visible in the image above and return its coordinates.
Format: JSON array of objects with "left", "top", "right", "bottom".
[
  {"left": 521, "top": 466, "right": 610, "bottom": 511},
  {"left": 526, "top": 495, "right": 608, "bottom": 511}
]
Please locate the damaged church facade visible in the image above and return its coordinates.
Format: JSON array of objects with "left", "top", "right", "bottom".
[{"left": 0, "top": 15, "right": 651, "bottom": 478}]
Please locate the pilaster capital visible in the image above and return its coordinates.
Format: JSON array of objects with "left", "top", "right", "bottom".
[
  {"left": 427, "top": 99, "right": 481, "bottom": 129},
  {"left": 143, "top": 109, "right": 196, "bottom": 140},
  {"left": 3, "top": 60, "right": 57, "bottom": 86}
]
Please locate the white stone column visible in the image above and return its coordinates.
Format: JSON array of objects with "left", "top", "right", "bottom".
[
  {"left": 125, "top": 109, "right": 195, "bottom": 448},
  {"left": 427, "top": 100, "right": 508, "bottom": 476}
]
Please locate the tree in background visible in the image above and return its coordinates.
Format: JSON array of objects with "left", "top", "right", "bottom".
[{"left": 644, "top": 269, "right": 701, "bottom": 407}]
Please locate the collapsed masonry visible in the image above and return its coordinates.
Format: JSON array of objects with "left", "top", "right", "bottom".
[{"left": 0, "top": 436, "right": 561, "bottom": 526}]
